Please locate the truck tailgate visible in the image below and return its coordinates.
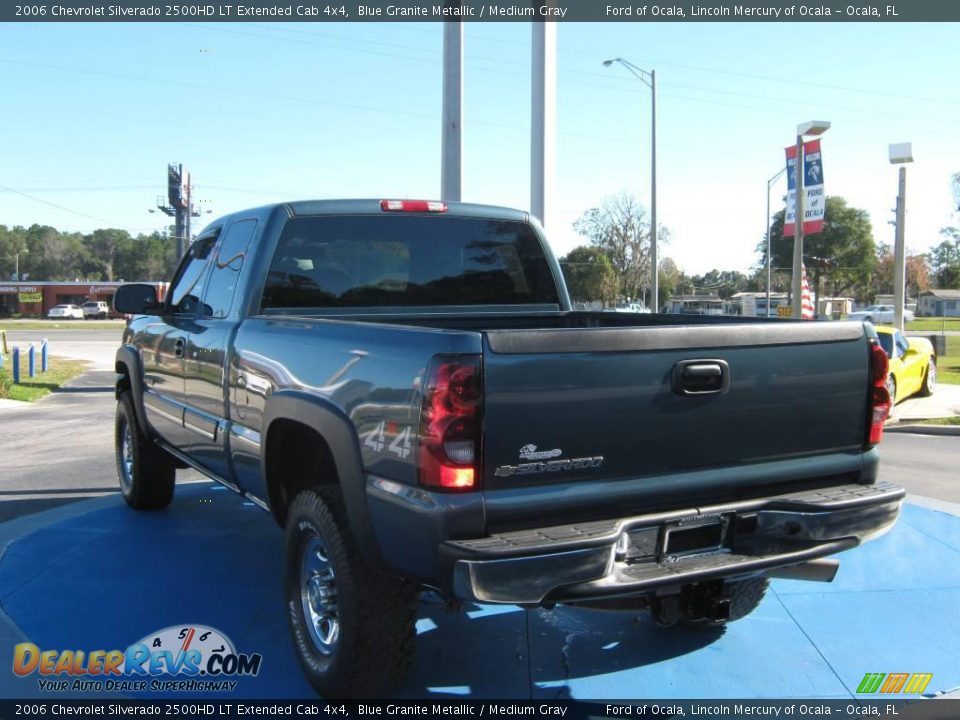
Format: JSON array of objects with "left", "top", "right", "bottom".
[{"left": 481, "top": 321, "right": 869, "bottom": 512}]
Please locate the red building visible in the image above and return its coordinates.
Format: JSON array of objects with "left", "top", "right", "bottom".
[{"left": 0, "top": 281, "right": 168, "bottom": 318}]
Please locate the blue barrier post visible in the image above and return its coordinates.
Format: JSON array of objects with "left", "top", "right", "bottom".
[
  {"left": 28, "top": 344, "right": 36, "bottom": 378},
  {"left": 41, "top": 339, "right": 48, "bottom": 372},
  {"left": 0, "top": 351, "right": 4, "bottom": 369},
  {"left": 12, "top": 348, "right": 20, "bottom": 384}
]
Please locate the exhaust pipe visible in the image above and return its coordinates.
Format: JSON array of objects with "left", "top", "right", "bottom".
[{"left": 768, "top": 559, "right": 839, "bottom": 583}]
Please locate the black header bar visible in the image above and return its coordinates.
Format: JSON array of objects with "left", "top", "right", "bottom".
[{"left": 5, "top": 0, "right": 960, "bottom": 22}]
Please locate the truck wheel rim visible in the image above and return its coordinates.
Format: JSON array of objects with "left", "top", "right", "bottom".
[
  {"left": 120, "top": 420, "right": 134, "bottom": 491},
  {"left": 300, "top": 534, "right": 340, "bottom": 655}
]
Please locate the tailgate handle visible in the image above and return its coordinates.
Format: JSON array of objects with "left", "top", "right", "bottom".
[{"left": 672, "top": 360, "right": 730, "bottom": 395}]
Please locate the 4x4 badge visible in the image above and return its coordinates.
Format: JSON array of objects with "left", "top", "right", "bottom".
[{"left": 519, "top": 444, "right": 562, "bottom": 461}]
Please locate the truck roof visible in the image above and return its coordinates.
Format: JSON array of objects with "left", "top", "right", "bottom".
[{"left": 286, "top": 199, "right": 530, "bottom": 222}]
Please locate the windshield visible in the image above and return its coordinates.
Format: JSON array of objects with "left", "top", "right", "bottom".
[
  {"left": 877, "top": 333, "right": 894, "bottom": 358},
  {"left": 261, "top": 215, "right": 560, "bottom": 310}
]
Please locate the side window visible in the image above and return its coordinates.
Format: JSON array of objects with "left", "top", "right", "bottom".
[
  {"left": 168, "top": 234, "right": 218, "bottom": 316},
  {"left": 895, "top": 333, "right": 910, "bottom": 357},
  {"left": 201, "top": 220, "right": 258, "bottom": 319}
]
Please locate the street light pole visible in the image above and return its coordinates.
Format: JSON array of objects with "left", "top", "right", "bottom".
[
  {"left": 889, "top": 143, "right": 914, "bottom": 331},
  {"left": 791, "top": 133, "right": 804, "bottom": 319},
  {"left": 791, "top": 121, "right": 830, "bottom": 319},
  {"left": 766, "top": 167, "right": 786, "bottom": 317},
  {"left": 603, "top": 57, "right": 658, "bottom": 313}
]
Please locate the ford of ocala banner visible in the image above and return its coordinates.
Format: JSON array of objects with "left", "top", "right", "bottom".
[{"left": 783, "top": 139, "right": 825, "bottom": 236}]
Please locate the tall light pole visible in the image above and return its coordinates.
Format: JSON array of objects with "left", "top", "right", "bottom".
[
  {"left": 889, "top": 143, "right": 914, "bottom": 331},
  {"left": 766, "top": 167, "right": 786, "bottom": 317},
  {"left": 791, "top": 121, "right": 830, "bottom": 319},
  {"left": 603, "top": 57, "right": 659, "bottom": 313},
  {"left": 531, "top": 22, "right": 557, "bottom": 231},
  {"left": 441, "top": 21, "right": 463, "bottom": 202}
]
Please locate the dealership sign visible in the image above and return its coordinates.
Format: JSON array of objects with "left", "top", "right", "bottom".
[{"left": 783, "top": 139, "right": 825, "bottom": 236}]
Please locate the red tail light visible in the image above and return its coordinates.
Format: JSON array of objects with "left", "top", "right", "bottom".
[
  {"left": 418, "top": 355, "right": 482, "bottom": 491},
  {"left": 380, "top": 199, "right": 447, "bottom": 213},
  {"left": 867, "top": 340, "right": 891, "bottom": 446}
]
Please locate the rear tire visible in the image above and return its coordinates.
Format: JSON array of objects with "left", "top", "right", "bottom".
[
  {"left": 919, "top": 359, "right": 936, "bottom": 397},
  {"left": 679, "top": 577, "right": 769, "bottom": 629},
  {"left": 284, "top": 488, "right": 418, "bottom": 699},
  {"left": 886, "top": 375, "right": 897, "bottom": 405},
  {"left": 115, "top": 393, "right": 175, "bottom": 509}
]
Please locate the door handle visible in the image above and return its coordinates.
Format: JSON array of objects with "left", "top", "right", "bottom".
[
  {"left": 672, "top": 359, "right": 730, "bottom": 396},
  {"left": 174, "top": 338, "right": 186, "bottom": 359}
]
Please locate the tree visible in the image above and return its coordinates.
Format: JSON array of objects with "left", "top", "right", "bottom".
[
  {"left": 933, "top": 172, "right": 960, "bottom": 288},
  {"left": 930, "top": 238, "right": 960, "bottom": 288},
  {"left": 763, "top": 196, "right": 876, "bottom": 303},
  {"left": 573, "top": 192, "right": 669, "bottom": 305},
  {"left": 560, "top": 246, "right": 618, "bottom": 305},
  {"left": 658, "top": 257, "right": 682, "bottom": 307},
  {"left": 88, "top": 228, "right": 133, "bottom": 281},
  {"left": 0, "top": 223, "right": 177, "bottom": 282},
  {"left": 0, "top": 225, "right": 29, "bottom": 280},
  {"left": 872, "top": 243, "right": 931, "bottom": 298},
  {"left": 691, "top": 269, "right": 752, "bottom": 299}
]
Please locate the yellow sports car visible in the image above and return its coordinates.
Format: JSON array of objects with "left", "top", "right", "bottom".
[{"left": 874, "top": 326, "right": 936, "bottom": 404}]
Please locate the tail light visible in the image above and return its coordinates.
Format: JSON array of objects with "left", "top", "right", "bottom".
[
  {"left": 380, "top": 199, "right": 447, "bottom": 213},
  {"left": 418, "top": 355, "right": 482, "bottom": 491},
  {"left": 866, "top": 339, "right": 891, "bottom": 446}
]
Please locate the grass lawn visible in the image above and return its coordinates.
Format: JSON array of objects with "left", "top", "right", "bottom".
[
  {"left": 910, "top": 416, "right": 960, "bottom": 426},
  {"left": 0, "top": 319, "right": 126, "bottom": 332},
  {"left": 936, "top": 336, "right": 960, "bottom": 385},
  {"left": 906, "top": 317, "right": 960, "bottom": 332},
  {"left": 0, "top": 354, "right": 90, "bottom": 401}
]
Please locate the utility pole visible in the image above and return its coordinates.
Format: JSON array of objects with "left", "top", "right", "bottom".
[
  {"left": 440, "top": 20, "right": 463, "bottom": 202},
  {"left": 531, "top": 20, "right": 556, "bottom": 230},
  {"left": 154, "top": 163, "right": 201, "bottom": 260}
]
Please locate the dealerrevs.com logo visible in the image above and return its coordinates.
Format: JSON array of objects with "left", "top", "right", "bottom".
[{"left": 12, "top": 625, "right": 262, "bottom": 693}]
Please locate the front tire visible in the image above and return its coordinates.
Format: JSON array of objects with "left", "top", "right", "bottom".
[
  {"left": 919, "top": 359, "right": 936, "bottom": 397},
  {"left": 115, "top": 393, "right": 175, "bottom": 509},
  {"left": 284, "top": 488, "right": 418, "bottom": 699}
]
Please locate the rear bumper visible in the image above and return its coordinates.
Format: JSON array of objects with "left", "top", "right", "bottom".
[{"left": 445, "top": 481, "right": 904, "bottom": 605}]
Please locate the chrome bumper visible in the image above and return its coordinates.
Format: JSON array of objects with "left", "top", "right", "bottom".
[{"left": 450, "top": 481, "right": 904, "bottom": 605}]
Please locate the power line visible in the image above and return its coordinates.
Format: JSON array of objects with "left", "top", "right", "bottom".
[{"left": 0, "top": 182, "right": 119, "bottom": 224}]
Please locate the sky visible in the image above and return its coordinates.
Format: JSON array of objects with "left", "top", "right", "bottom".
[{"left": 1, "top": 20, "right": 958, "bottom": 276}]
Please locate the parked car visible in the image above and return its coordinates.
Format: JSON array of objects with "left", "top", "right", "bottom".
[
  {"left": 113, "top": 199, "right": 903, "bottom": 698},
  {"left": 47, "top": 304, "right": 84, "bottom": 320},
  {"left": 847, "top": 304, "right": 914, "bottom": 324},
  {"left": 875, "top": 326, "right": 936, "bottom": 403},
  {"left": 81, "top": 300, "right": 110, "bottom": 319}
]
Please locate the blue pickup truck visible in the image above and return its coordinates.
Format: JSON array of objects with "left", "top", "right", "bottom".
[{"left": 113, "top": 199, "right": 902, "bottom": 698}]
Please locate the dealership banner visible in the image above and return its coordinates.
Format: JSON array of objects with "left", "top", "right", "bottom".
[{"left": 783, "top": 139, "right": 825, "bottom": 237}]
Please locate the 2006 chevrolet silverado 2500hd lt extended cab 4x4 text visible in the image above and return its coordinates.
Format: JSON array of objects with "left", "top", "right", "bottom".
[{"left": 112, "top": 199, "right": 902, "bottom": 698}]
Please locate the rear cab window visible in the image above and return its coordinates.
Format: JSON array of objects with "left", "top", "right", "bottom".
[{"left": 260, "top": 215, "right": 559, "bottom": 311}]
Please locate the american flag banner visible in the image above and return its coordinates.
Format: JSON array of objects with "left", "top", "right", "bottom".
[{"left": 801, "top": 263, "right": 815, "bottom": 320}]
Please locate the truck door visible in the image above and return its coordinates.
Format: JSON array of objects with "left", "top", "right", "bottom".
[
  {"left": 140, "top": 234, "right": 218, "bottom": 450},
  {"left": 182, "top": 219, "right": 258, "bottom": 483}
]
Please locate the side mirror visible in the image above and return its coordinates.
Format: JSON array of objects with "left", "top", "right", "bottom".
[{"left": 113, "top": 284, "right": 162, "bottom": 315}]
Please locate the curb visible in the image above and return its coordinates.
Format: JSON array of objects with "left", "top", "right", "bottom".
[{"left": 885, "top": 423, "right": 960, "bottom": 437}]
